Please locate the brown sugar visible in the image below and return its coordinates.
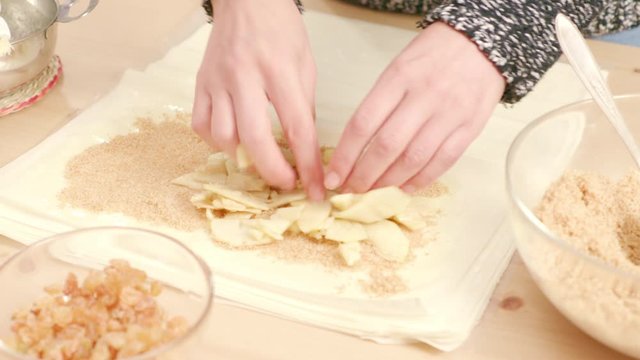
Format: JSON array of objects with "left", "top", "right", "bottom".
[{"left": 59, "top": 115, "right": 210, "bottom": 231}]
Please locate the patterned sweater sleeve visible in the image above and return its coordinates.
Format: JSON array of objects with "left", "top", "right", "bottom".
[
  {"left": 419, "top": 1, "right": 640, "bottom": 103},
  {"left": 202, "top": 0, "right": 303, "bottom": 22},
  {"left": 202, "top": 0, "right": 640, "bottom": 104}
]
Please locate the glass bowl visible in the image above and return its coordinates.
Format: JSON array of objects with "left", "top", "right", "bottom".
[
  {"left": 506, "top": 94, "right": 640, "bottom": 358},
  {"left": 0, "top": 227, "right": 213, "bottom": 360}
]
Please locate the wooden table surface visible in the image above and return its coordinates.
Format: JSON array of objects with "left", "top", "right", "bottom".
[{"left": 2, "top": 1, "right": 640, "bottom": 359}]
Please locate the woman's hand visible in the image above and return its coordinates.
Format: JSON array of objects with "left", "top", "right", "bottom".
[
  {"left": 325, "top": 22, "right": 506, "bottom": 193},
  {"left": 192, "top": 0, "right": 324, "bottom": 200}
]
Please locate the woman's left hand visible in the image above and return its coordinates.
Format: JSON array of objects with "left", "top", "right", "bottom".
[{"left": 324, "top": 22, "right": 506, "bottom": 193}]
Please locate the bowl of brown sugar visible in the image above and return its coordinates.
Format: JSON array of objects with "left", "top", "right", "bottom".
[
  {"left": 506, "top": 94, "right": 640, "bottom": 358},
  {"left": 0, "top": 227, "right": 213, "bottom": 360}
]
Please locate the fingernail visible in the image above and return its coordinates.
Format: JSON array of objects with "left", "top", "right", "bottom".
[
  {"left": 324, "top": 171, "right": 340, "bottom": 190},
  {"left": 403, "top": 185, "right": 416, "bottom": 194}
]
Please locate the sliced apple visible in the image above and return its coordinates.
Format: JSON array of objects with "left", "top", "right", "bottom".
[
  {"left": 235, "top": 145, "right": 252, "bottom": 169},
  {"left": 255, "top": 218, "right": 292, "bottom": 241},
  {"left": 306, "top": 230, "right": 325, "bottom": 240},
  {"left": 392, "top": 212, "right": 426, "bottom": 231},
  {"left": 249, "top": 190, "right": 271, "bottom": 200},
  {"left": 203, "top": 184, "right": 269, "bottom": 211},
  {"left": 269, "top": 190, "right": 307, "bottom": 208},
  {"left": 329, "top": 193, "right": 358, "bottom": 210},
  {"left": 365, "top": 220, "right": 410, "bottom": 262},
  {"left": 392, "top": 196, "right": 434, "bottom": 230},
  {"left": 191, "top": 192, "right": 213, "bottom": 209},
  {"left": 324, "top": 219, "right": 367, "bottom": 242},
  {"left": 333, "top": 186, "right": 410, "bottom": 224},
  {"left": 209, "top": 219, "right": 272, "bottom": 247},
  {"left": 211, "top": 198, "right": 247, "bottom": 212},
  {"left": 205, "top": 153, "right": 228, "bottom": 174},
  {"left": 226, "top": 172, "right": 267, "bottom": 192},
  {"left": 225, "top": 158, "right": 238, "bottom": 176},
  {"left": 338, "top": 242, "right": 361, "bottom": 266},
  {"left": 172, "top": 171, "right": 227, "bottom": 190},
  {"left": 205, "top": 208, "right": 215, "bottom": 221},
  {"left": 224, "top": 212, "right": 255, "bottom": 220},
  {"left": 272, "top": 206, "right": 304, "bottom": 222},
  {"left": 297, "top": 201, "right": 332, "bottom": 234}
]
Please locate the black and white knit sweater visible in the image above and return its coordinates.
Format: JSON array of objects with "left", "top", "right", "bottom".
[{"left": 203, "top": 0, "right": 640, "bottom": 103}]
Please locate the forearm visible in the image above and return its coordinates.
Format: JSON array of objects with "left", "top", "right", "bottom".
[
  {"left": 420, "top": 0, "right": 640, "bottom": 103},
  {"left": 202, "top": 0, "right": 304, "bottom": 21}
]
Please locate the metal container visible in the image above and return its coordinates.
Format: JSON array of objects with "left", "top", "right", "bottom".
[{"left": 0, "top": 0, "right": 99, "bottom": 94}]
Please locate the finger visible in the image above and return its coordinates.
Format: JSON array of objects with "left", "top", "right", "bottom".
[
  {"left": 210, "top": 91, "right": 239, "bottom": 156},
  {"left": 191, "top": 88, "right": 214, "bottom": 148},
  {"left": 234, "top": 88, "right": 297, "bottom": 190},
  {"left": 402, "top": 126, "right": 478, "bottom": 193},
  {"left": 342, "top": 94, "right": 430, "bottom": 193},
  {"left": 301, "top": 55, "right": 317, "bottom": 117},
  {"left": 373, "top": 112, "right": 460, "bottom": 189},
  {"left": 324, "top": 74, "right": 405, "bottom": 191},
  {"left": 269, "top": 76, "right": 324, "bottom": 200}
]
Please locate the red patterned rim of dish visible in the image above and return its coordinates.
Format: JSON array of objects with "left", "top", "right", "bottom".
[{"left": 0, "top": 56, "right": 63, "bottom": 117}]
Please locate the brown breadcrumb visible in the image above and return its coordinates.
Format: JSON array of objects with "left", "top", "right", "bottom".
[
  {"left": 416, "top": 182, "right": 449, "bottom": 198},
  {"left": 360, "top": 267, "right": 408, "bottom": 296},
  {"left": 536, "top": 170, "right": 640, "bottom": 270},
  {"left": 534, "top": 170, "right": 640, "bottom": 356},
  {"left": 59, "top": 115, "right": 210, "bottom": 230},
  {"left": 262, "top": 233, "right": 345, "bottom": 270}
]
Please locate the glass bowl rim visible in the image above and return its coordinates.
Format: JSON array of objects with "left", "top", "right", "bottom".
[
  {"left": 505, "top": 93, "right": 640, "bottom": 283},
  {"left": 0, "top": 226, "right": 214, "bottom": 360}
]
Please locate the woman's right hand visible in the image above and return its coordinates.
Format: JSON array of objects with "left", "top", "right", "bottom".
[{"left": 192, "top": 0, "right": 324, "bottom": 200}]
